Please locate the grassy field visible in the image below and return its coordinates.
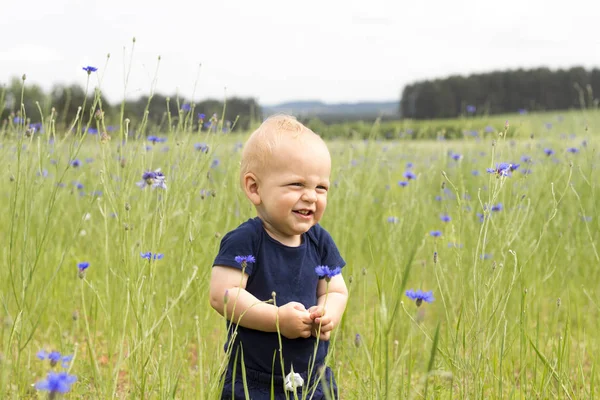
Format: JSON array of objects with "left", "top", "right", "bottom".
[{"left": 0, "top": 109, "right": 599, "bottom": 399}]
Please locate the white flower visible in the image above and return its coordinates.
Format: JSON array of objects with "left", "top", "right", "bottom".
[{"left": 284, "top": 371, "right": 304, "bottom": 391}]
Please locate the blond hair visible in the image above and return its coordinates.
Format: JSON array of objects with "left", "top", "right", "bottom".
[{"left": 240, "top": 114, "right": 322, "bottom": 184}]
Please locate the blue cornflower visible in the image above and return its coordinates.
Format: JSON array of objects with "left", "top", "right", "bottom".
[
  {"left": 147, "top": 135, "right": 167, "bottom": 144},
  {"left": 521, "top": 155, "right": 531, "bottom": 163},
  {"left": 70, "top": 159, "right": 81, "bottom": 168},
  {"left": 198, "top": 113, "right": 206, "bottom": 120},
  {"left": 477, "top": 213, "right": 484, "bottom": 223},
  {"left": 545, "top": 123, "right": 552, "bottom": 130},
  {"left": 77, "top": 261, "right": 89, "bottom": 279},
  {"left": 315, "top": 265, "right": 342, "bottom": 281},
  {"left": 37, "top": 350, "right": 73, "bottom": 368},
  {"left": 35, "top": 371, "right": 77, "bottom": 394},
  {"left": 140, "top": 252, "right": 164, "bottom": 260},
  {"left": 484, "top": 125, "right": 494, "bottom": 133},
  {"left": 405, "top": 289, "right": 435, "bottom": 306},
  {"left": 387, "top": 216, "right": 399, "bottom": 223},
  {"left": 487, "top": 162, "right": 518, "bottom": 177},
  {"left": 210, "top": 158, "right": 220, "bottom": 169},
  {"left": 471, "top": 170, "right": 480, "bottom": 176},
  {"left": 406, "top": 162, "right": 414, "bottom": 169},
  {"left": 491, "top": 203, "right": 503, "bottom": 212},
  {"left": 403, "top": 171, "right": 416, "bottom": 180},
  {"left": 518, "top": 108, "right": 527, "bottom": 115},
  {"left": 235, "top": 255, "right": 256, "bottom": 268},
  {"left": 451, "top": 153, "right": 462, "bottom": 161},
  {"left": 73, "top": 181, "right": 84, "bottom": 190},
  {"left": 466, "top": 105, "right": 476, "bottom": 113},
  {"left": 181, "top": 103, "right": 191, "bottom": 112},
  {"left": 136, "top": 169, "right": 167, "bottom": 190},
  {"left": 544, "top": 148, "right": 554, "bottom": 156},
  {"left": 398, "top": 180, "right": 408, "bottom": 187},
  {"left": 430, "top": 230, "right": 442, "bottom": 237},
  {"left": 567, "top": 147, "right": 579, "bottom": 153},
  {"left": 82, "top": 66, "right": 98, "bottom": 74},
  {"left": 194, "top": 143, "right": 209, "bottom": 153},
  {"left": 37, "top": 169, "right": 49, "bottom": 178},
  {"left": 439, "top": 213, "right": 451, "bottom": 222},
  {"left": 13, "top": 116, "right": 23, "bottom": 124}
]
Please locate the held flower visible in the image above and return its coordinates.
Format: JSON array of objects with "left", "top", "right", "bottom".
[
  {"left": 235, "top": 255, "right": 256, "bottom": 269},
  {"left": 315, "top": 265, "right": 342, "bottom": 282}
]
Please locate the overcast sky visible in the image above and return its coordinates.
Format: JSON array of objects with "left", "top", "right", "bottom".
[{"left": 1, "top": 0, "right": 599, "bottom": 105}]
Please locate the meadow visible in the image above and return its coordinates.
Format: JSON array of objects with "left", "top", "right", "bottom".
[{"left": 0, "top": 104, "right": 599, "bottom": 399}]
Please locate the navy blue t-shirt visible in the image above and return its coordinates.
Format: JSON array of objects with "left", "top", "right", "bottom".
[{"left": 213, "top": 217, "right": 345, "bottom": 376}]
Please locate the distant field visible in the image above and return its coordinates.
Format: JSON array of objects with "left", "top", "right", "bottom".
[{"left": 0, "top": 109, "right": 598, "bottom": 398}]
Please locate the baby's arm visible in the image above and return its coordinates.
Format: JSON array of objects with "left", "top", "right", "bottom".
[
  {"left": 309, "top": 275, "right": 348, "bottom": 340},
  {"left": 210, "top": 265, "right": 313, "bottom": 338}
]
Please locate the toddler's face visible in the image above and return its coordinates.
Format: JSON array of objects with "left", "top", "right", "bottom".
[{"left": 255, "top": 137, "right": 331, "bottom": 246}]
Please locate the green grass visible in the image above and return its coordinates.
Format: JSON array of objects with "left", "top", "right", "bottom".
[{"left": 0, "top": 109, "right": 599, "bottom": 399}]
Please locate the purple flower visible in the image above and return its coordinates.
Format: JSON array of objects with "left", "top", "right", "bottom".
[
  {"left": 194, "top": 143, "right": 209, "bottom": 153},
  {"left": 430, "top": 230, "right": 442, "bottom": 238},
  {"left": 140, "top": 252, "right": 164, "bottom": 260},
  {"left": 487, "top": 162, "right": 518, "bottom": 177},
  {"left": 466, "top": 105, "right": 476, "bottom": 113},
  {"left": 35, "top": 371, "right": 77, "bottom": 394},
  {"left": 136, "top": 169, "right": 167, "bottom": 190},
  {"left": 439, "top": 214, "right": 451, "bottom": 222},
  {"left": 387, "top": 216, "right": 399, "bottom": 223},
  {"left": 491, "top": 203, "right": 503, "bottom": 212},
  {"left": 70, "top": 159, "right": 81, "bottom": 168},
  {"left": 82, "top": 66, "right": 97, "bottom": 74},
  {"left": 405, "top": 289, "right": 435, "bottom": 306},
  {"left": 37, "top": 350, "right": 73, "bottom": 368},
  {"left": 451, "top": 153, "right": 462, "bottom": 161},
  {"left": 147, "top": 135, "right": 167, "bottom": 144},
  {"left": 235, "top": 255, "right": 256, "bottom": 268},
  {"left": 403, "top": 171, "right": 416, "bottom": 180},
  {"left": 567, "top": 147, "right": 579, "bottom": 153},
  {"left": 398, "top": 180, "right": 408, "bottom": 187},
  {"left": 181, "top": 103, "right": 191, "bottom": 112},
  {"left": 77, "top": 262, "right": 89, "bottom": 272},
  {"left": 198, "top": 113, "right": 206, "bottom": 120},
  {"left": 315, "top": 265, "right": 342, "bottom": 281},
  {"left": 544, "top": 148, "right": 554, "bottom": 156}
]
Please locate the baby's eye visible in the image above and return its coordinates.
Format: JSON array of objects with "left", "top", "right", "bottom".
[
  {"left": 290, "top": 182, "right": 303, "bottom": 187},
  {"left": 317, "top": 185, "right": 329, "bottom": 192}
]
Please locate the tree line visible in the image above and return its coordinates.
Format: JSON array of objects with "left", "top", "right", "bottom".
[
  {"left": 0, "top": 76, "right": 261, "bottom": 134},
  {"left": 400, "top": 66, "right": 600, "bottom": 119}
]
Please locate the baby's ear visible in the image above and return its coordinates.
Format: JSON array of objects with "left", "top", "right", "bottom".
[{"left": 243, "top": 172, "right": 261, "bottom": 206}]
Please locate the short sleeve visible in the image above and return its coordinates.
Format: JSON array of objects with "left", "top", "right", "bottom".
[
  {"left": 316, "top": 226, "right": 346, "bottom": 271},
  {"left": 213, "top": 221, "right": 259, "bottom": 276}
]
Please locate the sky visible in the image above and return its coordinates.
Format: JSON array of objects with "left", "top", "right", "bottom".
[{"left": 1, "top": 0, "right": 599, "bottom": 106}]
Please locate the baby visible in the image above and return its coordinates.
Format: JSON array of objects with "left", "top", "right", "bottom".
[{"left": 209, "top": 115, "right": 348, "bottom": 399}]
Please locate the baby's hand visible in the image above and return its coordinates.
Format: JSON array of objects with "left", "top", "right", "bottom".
[
  {"left": 308, "top": 306, "right": 334, "bottom": 341},
  {"left": 277, "top": 302, "right": 313, "bottom": 339}
]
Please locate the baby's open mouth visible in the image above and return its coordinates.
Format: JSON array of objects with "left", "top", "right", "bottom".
[{"left": 293, "top": 210, "right": 313, "bottom": 216}]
